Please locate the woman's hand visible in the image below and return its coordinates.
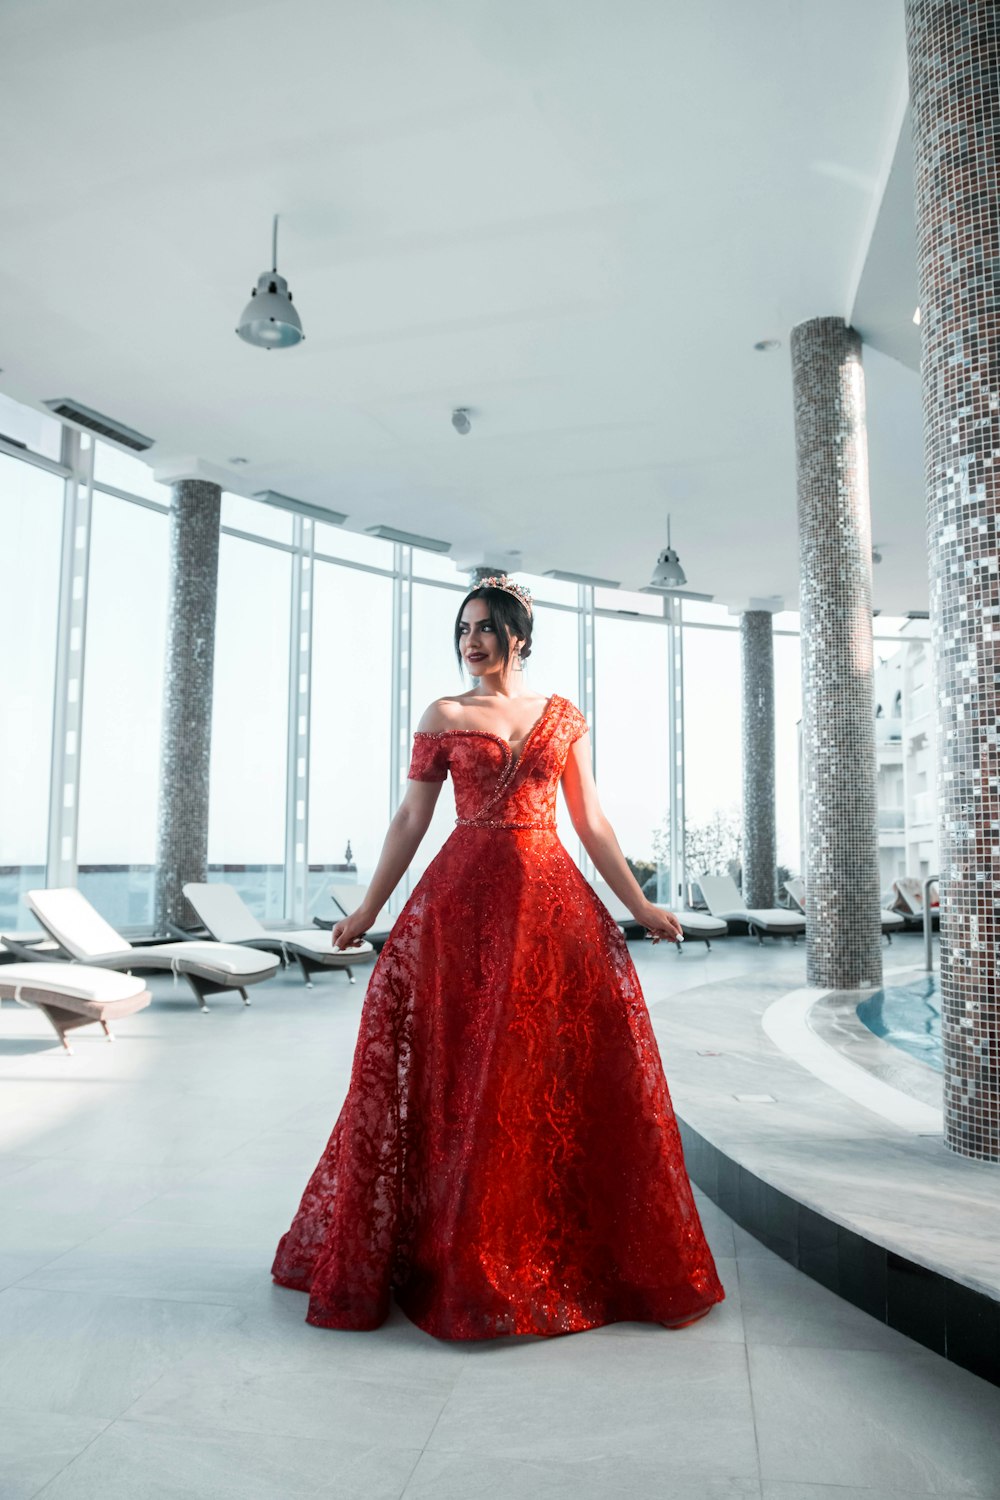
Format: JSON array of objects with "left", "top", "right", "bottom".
[
  {"left": 638, "top": 902, "right": 684, "bottom": 945},
  {"left": 332, "top": 910, "right": 373, "bottom": 952}
]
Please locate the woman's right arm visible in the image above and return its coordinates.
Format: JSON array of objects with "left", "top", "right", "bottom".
[
  {"left": 333, "top": 699, "right": 455, "bottom": 950},
  {"left": 332, "top": 779, "right": 443, "bottom": 949}
]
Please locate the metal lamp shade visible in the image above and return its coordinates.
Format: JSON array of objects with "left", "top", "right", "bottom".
[
  {"left": 648, "top": 546, "right": 687, "bottom": 590},
  {"left": 236, "top": 271, "right": 304, "bottom": 349}
]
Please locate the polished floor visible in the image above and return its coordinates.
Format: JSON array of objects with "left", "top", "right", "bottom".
[{"left": 1, "top": 935, "right": 999, "bottom": 1500}]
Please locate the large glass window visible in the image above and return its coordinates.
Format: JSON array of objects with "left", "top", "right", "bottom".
[
  {"left": 0, "top": 382, "right": 827, "bottom": 933},
  {"left": 309, "top": 561, "right": 394, "bottom": 914},
  {"left": 93, "top": 442, "right": 165, "bottom": 503},
  {"left": 0, "top": 392, "right": 62, "bottom": 462},
  {"left": 0, "top": 456, "right": 63, "bottom": 929},
  {"left": 682, "top": 611, "right": 743, "bottom": 885},
  {"left": 411, "top": 551, "right": 464, "bottom": 584},
  {"left": 314, "top": 524, "right": 394, "bottom": 570},
  {"left": 221, "top": 492, "right": 293, "bottom": 544},
  {"left": 594, "top": 615, "right": 669, "bottom": 887},
  {"left": 208, "top": 535, "right": 291, "bottom": 918},
  {"left": 773, "top": 630, "right": 802, "bottom": 874},
  {"left": 77, "top": 493, "right": 169, "bottom": 928},
  {"left": 409, "top": 582, "right": 463, "bottom": 880}
]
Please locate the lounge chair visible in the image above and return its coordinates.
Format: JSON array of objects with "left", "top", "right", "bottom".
[
  {"left": 22, "top": 888, "right": 280, "bottom": 1013},
  {"left": 891, "top": 876, "right": 940, "bottom": 931},
  {"left": 182, "top": 882, "right": 374, "bottom": 987},
  {"left": 322, "top": 883, "right": 396, "bottom": 945},
  {"left": 698, "top": 874, "right": 806, "bottom": 943},
  {"left": 0, "top": 962, "right": 151, "bottom": 1052},
  {"left": 784, "top": 877, "right": 905, "bottom": 943},
  {"left": 589, "top": 879, "right": 727, "bottom": 950}
]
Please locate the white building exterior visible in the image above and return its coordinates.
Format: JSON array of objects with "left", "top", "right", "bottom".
[{"left": 873, "top": 634, "right": 938, "bottom": 894}]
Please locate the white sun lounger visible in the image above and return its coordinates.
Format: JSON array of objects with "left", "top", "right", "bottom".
[
  {"left": 891, "top": 876, "right": 940, "bottom": 930},
  {"left": 0, "top": 962, "right": 151, "bottom": 1052},
  {"left": 183, "top": 882, "right": 374, "bottom": 987},
  {"left": 325, "top": 883, "right": 396, "bottom": 945},
  {"left": 589, "top": 879, "right": 728, "bottom": 950},
  {"left": 784, "top": 877, "right": 905, "bottom": 942},
  {"left": 24, "top": 888, "right": 280, "bottom": 1013},
  {"left": 698, "top": 875, "right": 805, "bottom": 943}
]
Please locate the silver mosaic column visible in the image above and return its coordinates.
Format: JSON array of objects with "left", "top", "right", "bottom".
[
  {"left": 740, "top": 611, "right": 776, "bottom": 908},
  {"left": 791, "top": 317, "right": 882, "bottom": 990},
  {"left": 907, "top": 0, "right": 1000, "bottom": 1160},
  {"left": 154, "top": 480, "right": 222, "bottom": 933}
]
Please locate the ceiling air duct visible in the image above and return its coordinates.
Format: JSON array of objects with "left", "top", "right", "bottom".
[{"left": 43, "top": 399, "right": 154, "bottom": 452}]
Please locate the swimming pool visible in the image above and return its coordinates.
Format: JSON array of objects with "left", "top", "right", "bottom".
[{"left": 856, "top": 975, "right": 942, "bottom": 1072}]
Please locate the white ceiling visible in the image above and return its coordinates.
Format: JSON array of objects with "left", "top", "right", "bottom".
[{"left": 0, "top": 0, "right": 927, "bottom": 611}]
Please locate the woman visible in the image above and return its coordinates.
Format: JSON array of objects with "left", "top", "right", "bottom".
[{"left": 271, "top": 575, "right": 725, "bottom": 1339}]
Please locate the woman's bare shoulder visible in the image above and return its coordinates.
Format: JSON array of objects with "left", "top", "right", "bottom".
[{"left": 415, "top": 696, "right": 471, "bottom": 733}]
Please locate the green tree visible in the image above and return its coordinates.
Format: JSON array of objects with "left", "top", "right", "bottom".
[{"left": 652, "top": 805, "right": 743, "bottom": 887}]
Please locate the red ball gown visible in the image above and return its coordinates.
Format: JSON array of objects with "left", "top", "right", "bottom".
[{"left": 271, "top": 693, "right": 725, "bottom": 1339}]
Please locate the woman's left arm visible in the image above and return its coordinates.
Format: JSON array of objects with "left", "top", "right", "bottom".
[{"left": 560, "top": 734, "right": 683, "bottom": 944}]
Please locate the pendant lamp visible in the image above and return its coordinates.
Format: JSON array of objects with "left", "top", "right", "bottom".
[
  {"left": 236, "top": 215, "right": 305, "bottom": 349},
  {"left": 648, "top": 515, "right": 687, "bottom": 590}
]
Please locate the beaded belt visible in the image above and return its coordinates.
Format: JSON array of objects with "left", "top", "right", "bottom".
[{"left": 456, "top": 817, "right": 556, "bottom": 830}]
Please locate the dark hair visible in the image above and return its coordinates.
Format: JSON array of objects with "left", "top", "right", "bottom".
[{"left": 454, "top": 586, "right": 533, "bottom": 671}]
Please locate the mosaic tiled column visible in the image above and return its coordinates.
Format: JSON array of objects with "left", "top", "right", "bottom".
[
  {"left": 791, "top": 317, "right": 882, "bottom": 990},
  {"left": 907, "top": 0, "right": 1000, "bottom": 1160},
  {"left": 740, "top": 611, "right": 776, "bottom": 908},
  {"left": 154, "top": 480, "right": 222, "bottom": 933}
]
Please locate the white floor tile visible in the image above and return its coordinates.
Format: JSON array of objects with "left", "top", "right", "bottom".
[
  {"left": 750, "top": 1343, "right": 1000, "bottom": 1494},
  {"left": 128, "top": 1361, "right": 455, "bottom": 1448},
  {"left": 31, "top": 1419, "right": 420, "bottom": 1500},
  {"left": 428, "top": 1335, "right": 759, "bottom": 1477},
  {"left": 737, "top": 1257, "right": 914, "bottom": 1353},
  {"left": 404, "top": 1450, "right": 761, "bottom": 1500},
  {"left": 0, "top": 1286, "right": 243, "bottom": 1419},
  {"left": 0, "top": 1407, "right": 111, "bottom": 1500}
]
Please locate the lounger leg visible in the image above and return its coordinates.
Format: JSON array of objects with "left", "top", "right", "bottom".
[
  {"left": 183, "top": 974, "right": 212, "bottom": 1013},
  {"left": 100, "top": 1020, "right": 115, "bottom": 1042},
  {"left": 239, "top": 987, "right": 251, "bottom": 1006},
  {"left": 705, "top": 939, "right": 712, "bottom": 950},
  {"left": 36, "top": 1005, "right": 77, "bottom": 1053},
  {"left": 346, "top": 966, "right": 356, "bottom": 984}
]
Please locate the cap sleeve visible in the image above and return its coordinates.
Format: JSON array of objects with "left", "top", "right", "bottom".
[
  {"left": 562, "top": 700, "right": 591, "bottom": 745},
  {"left": 408, "top": 732, "right": 450, "bottom": 783}
]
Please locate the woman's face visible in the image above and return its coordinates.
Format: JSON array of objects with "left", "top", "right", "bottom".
[{"left": 459, "top": 599, "right": 517, "bottom": 679}]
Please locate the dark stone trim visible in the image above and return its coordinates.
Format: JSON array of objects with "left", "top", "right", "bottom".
[{"left": 679, "top": 1118, "right": 1000, "bottom": 1387}]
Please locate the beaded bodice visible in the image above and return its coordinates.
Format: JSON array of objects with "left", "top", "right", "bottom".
[{"left": 408, "top": 693, "right": 589, "bottom": 828}]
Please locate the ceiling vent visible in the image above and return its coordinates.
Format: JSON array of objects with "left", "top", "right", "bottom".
[
  {"left": 365, "top": 525, "right": 451, "bottom": 554},
  {"left": 43, "top": 399, "right": 154, "bottom": 452},
  {"left": 253, "top": 490, "right": 347, "bottom": 526}
]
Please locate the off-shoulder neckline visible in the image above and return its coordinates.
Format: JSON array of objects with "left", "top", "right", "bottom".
[{"left": 415, "top": 693, "right": 561, "bottom": 766}]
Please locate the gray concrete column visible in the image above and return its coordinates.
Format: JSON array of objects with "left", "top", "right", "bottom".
[
  {"left": 740, "top": 611, "right": 776, "bottom": 908},
  {"left": 791, "top": 317, "right": 882, "bottom": 990},
  {"left": 154, "top": 480, "right": 222, "bottom": 933},
  {"left": 907, "top": 0, "right": 1000, "bottom": 1160}
]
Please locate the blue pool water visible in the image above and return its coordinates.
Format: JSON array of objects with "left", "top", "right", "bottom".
[{"left": 856, "top": 975, "right": 942, "bottom": 1072}]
